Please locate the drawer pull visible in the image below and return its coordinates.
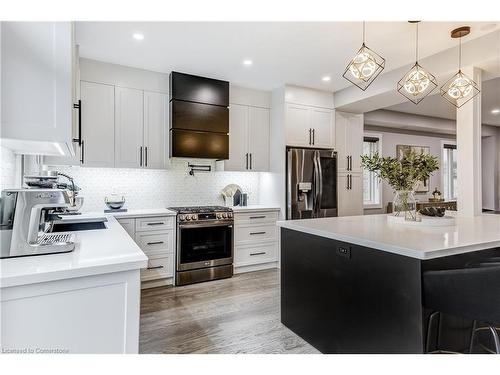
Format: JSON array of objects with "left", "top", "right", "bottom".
[
  {"left": 146, "top": 241, "right": 164, "bottom": 245},
  {"left": 250, "top": 252, "right": 266, "bottom": 256},
  {"left": 249, "top": 216, "right": 266, "bottom": 219},
  {"left": 249, "top": 231, "right": 266, "bottom": 235},
  {"left": 147, "top": 222, "right": 165, "bottom": 226},
  {"left": 146, "top": 265, "right": 164, "bottom": 270}
]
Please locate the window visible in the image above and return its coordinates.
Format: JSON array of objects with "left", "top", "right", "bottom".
[
  {"left": 363, "top": 135, "right": 382, "bottom": 208},
  {"left": 442, "top": 143, "right": 457, "bottom": 200}
]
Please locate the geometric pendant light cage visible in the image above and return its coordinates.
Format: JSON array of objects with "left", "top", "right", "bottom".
[
  {"left": 342, "top": 21, "right": 386, "bottom": 91},
  {"left": 440, "top": 26, "right": 480, "bottom": 108},
  {"left": 397, "top": 21, "right": 438, "bottom": 104}
]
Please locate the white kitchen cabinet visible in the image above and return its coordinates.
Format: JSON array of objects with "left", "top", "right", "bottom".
[
  {"left": 80, "top": 81, "right": 115, "bottom": 167},
  {"left": 1, "top": 22, "right": 74, "bottom": 156},
  {"left": 143, "top": 91, "right": 168, "bottom": 169},
  {"left": 115, "top": 87, "right": 144, "bottom": 168},
  {"left": 338, "top": 173, "right": 364, "bottom": 216},
  {"left": 335, "top": 111, "right": 364, "bottom": 173},
  {"left": 219, "top": 104, "right": 270, "bottom": 172},
  {"left": 285, "top": 103, "right": 334, "bottom": 148},
  {"left": 233, "top": 209, "right": 279, "bottom": 272}
]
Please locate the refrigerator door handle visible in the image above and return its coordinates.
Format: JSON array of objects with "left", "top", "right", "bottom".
[{"left": 316, "top": 151, "right": 323, "bottom": 215}]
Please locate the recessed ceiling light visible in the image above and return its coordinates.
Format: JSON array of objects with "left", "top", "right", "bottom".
[
  {"left": 492, "top": 109, "right": 500, "bottom": 114},
  {"left": 132, "top": 33, "right": 144, "bottom": 41},
  {"left": 322, "top": 76, "right": 331, "bottom": 82},
  {"left": 243, "top": 59, "right": 253, "bottom": 66}
]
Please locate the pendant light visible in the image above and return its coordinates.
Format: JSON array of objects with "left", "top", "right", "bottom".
[
  {"left": 342, "top": 21, "right": 385, "bottom": 91},
  {"left": 440, "top": 26, "right": 480, "bottom": 108},
  {"left": 397, "top": 21, "right": 437, "bottom": 104}
]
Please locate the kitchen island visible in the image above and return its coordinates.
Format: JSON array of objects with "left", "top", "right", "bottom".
[
  {"left": 0, "top": 214, "right": 148, "bottom": 354},
  {"left": 277, "top": 213, "right": 500, "bottom": 354}
]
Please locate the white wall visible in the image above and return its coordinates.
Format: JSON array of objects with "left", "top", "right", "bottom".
[
  {"left": 363, "top": 126, "right": 455, "bottom": 215},
  {"left": 0, "top": 145, "right": 18, "bottom": 191},
  {"left": 482, "top": 135, "right": 497, "bottom": 210}
]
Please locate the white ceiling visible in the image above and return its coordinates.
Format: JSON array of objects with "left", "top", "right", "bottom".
[
  {"left": 75, "top": 21, "right": 499, "bottom": 92},
  {"left": 386, "top": 77, "right": 500, "bottom": 126}
]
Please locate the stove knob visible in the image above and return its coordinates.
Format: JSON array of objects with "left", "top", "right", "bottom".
[
  {"left": 192, "top": 214, "right": 198, "bottom": 221},
  {"left": 228, "top": 212, "right": 233, "bottom": 218},
  {"left": 179, "top": 214, "right": 185, "bottom": 221},
  {"left": 185, "top": 214, "right": 192, "bottom": 221},
  {"left": 223, "top": 213, "right": 228, "bottom": 218}
]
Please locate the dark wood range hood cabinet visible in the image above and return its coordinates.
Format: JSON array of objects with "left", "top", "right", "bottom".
[{"left": 169, "top": 71, "right": 230, "bottom": 159}]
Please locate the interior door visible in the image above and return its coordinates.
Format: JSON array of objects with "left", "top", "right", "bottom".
[
  {"left": 286, "top": 103, "right": 311, "bottom": 147},
  {"left": 80, "top": 81, "right": 115, "bottom": 167},
  {"left": 115, "top": 87, "right": 144, "bottom": 168},
  {"left": 311, "top": 108, "right": 333, "bottom": 148},
  {"left": 144, "top": 91, "right": 167, "bottom": 169},
  {"left": 248, "top": 106, "right": 270, "bottom": 171},
  {"left": 225, "top": 104, "right": 248, "bottom": 170}
]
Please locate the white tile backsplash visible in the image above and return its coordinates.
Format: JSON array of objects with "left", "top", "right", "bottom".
[
  {"left": 52, "top": 159, "right": 261, "bottom": 212},
  {"left": 0, "top": 146, "right": 17, "bottom": 191}
]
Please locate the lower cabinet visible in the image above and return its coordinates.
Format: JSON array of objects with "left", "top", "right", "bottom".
[
  {"left": 338, "top": 173, "right": 364, "bottom": 216},
  {"left": 234, "top": 210, "right": 279, "bottom": 272},
  {"left": 117, "top": 215, "right": 175, "bottom": 288}
]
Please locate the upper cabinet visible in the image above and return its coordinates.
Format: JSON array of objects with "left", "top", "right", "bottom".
[
  {"left": 283, "top": 86, "right": 335, "bottom": 149},
  {"left": 217, "top": 86, "right": 271, "bottom": 172},
  {"left": 143, "top": 91, "right": 168, "bottom": 169},
  {"left": 335, "top": 111, "right": 364, "bottom": 173},
  {"left": 1, "top": 22, "right": 76, "bottom": 156}
]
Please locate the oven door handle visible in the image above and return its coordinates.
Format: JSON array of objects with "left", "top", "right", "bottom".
[{"left": 179, "top": 222, "right": 233, "bottom": 229}]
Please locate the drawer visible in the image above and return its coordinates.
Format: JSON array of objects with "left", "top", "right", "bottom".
[
  {"left": 141, "top": 256, "right": 173, "bottom": 281},
  {"left": 235, "top": 224, "right": 277, "bottom": 245},
  {"left": 135, "top": 230, "right": 174, "bottom": 257},
  {"left": 234, "top": 242, "right": 278, "bottom": 267},
  {"left": 135, "top": 216, "right": 174, "bottom": 232},
  {"left": 117, "top": 218, "right": 135, "bottom": 238},
  {"left": 234, "top": 211, "right": 278, "bottom": 225}
]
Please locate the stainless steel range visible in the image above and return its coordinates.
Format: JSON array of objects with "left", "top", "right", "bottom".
[{"left": 168, "top": 206, "right": 234, "bottom": 286}]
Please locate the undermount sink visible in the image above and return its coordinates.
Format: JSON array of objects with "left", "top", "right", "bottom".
[{"left": 51, "top": 217, "right": 108, "bottom": 232}]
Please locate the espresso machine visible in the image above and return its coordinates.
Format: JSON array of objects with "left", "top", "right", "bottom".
[{"left": 0, "top": 189, "right": 76, "bottom": 259}]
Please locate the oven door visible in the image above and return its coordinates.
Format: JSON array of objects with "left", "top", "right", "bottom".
[{"left": 177, "top": 221, "right": 233, "bottom": 271}]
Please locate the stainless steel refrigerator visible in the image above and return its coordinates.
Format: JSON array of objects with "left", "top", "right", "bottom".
[{"left": 286, "top": 147, "right": 338, "bottom": 220}]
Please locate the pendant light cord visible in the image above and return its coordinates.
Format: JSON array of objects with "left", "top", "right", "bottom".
[
  {"left": 415, "top": 22, "right": 419, "bottom": 62},
  {"left": 458, "top": 36, "right": 462, "bottom": 71},
  {"left": 362, "top": 21, "right": 366, "bottom": 45}
]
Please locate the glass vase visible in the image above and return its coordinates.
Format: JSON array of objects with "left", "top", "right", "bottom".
[{"left": 393, "top": 190, "right": 417, "bottom": 221}]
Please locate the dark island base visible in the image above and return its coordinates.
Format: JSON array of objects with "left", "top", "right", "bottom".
[{"left": 280, "top": 228, "right": 500, "bottom": 354}]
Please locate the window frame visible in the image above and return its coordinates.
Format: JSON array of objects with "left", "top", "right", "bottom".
[
  {"left": 441, "top": 140, "right": 457, "bottom": 201},
  {"left": 363, "top": 132, "right": 383, "bottom": 209}
]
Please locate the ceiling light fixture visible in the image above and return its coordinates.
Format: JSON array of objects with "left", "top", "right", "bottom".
[
  {"left": 440, "top": 26, "right": 480, "bottom": 108},
  {"left": 243, "top": 59, "right": 253, "bottom": 66},
  {"left": 322, "top": 76, "right": 331, "bottom": 82},
  {"left": 397, "top": 21, "right": 438, "bottom": 105},
  {"left": 342, "top": 21, "right": 385, "bottom": 91},
  {"left": 132, "top": 33, "right": 144, "bottom": 41},
  {"left": 492, "top": 109, "right": 500, "bottom": 114}
]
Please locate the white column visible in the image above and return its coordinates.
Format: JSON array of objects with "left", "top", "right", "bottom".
[{"left": 456, "top": 66, "right": 482, "bottom": 217}]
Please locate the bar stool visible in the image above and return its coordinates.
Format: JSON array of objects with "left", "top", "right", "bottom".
[{"left": 423, "top": 264, "right": 500, "bottom": 354}]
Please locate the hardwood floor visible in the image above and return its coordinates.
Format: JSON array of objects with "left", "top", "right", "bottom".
[{"left": 139, "top": 269, "right": 319, "bottom": 354}]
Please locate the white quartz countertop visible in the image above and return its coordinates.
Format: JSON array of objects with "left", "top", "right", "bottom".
[
  {"left": 105, "top": 208, "right": 177, "bottom": 218},
  {"left": 0, "top": 214, "right": 148, "bottom": 288},
  {"left": 277, "top": 213, "right": 500, "bottom": 260},
  {"left": 232, "top": 205, "right": 281, "bottom": 213}
]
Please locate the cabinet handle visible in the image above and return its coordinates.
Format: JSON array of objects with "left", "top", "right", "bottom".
[
  {"left": 309, "top": 128, "right": 312, "bottom": 145},
  {"left": 147, "top": 222, "right": 165, "bottom": 226},
  {"left": 245, "top": 153, "right": 249, "bottom": 170},
  {"left": 250, "top": 231, "right": 266, "bottom": 235},
  {"left": 145, "top": 147, "right": 148, "bottom": 167},
  {"left": 347, "top": 174, "right": 350, "bottom": 190},
  {"left": 147, "top": 265, "right": 164, "bottom": 270},
  {"left": 312, "top": 129, "right": 315, "bottom": 145},
  {"left": 72, "top": 100, "right": 82, "bottom": 145},
  {"left": 147, "top": 241, "right": 164, "bottom": 245},
  {"left": 140, "top": 146, "right": 143, "bottom": 167},
  {"left": 250, "top": 252, "right": 266, "bottom": 256},
  {"left": 80, "top": 140, "right": 85, "bottom": 164},
  {"left": 249, "top": 215, "right": 266, "bottom": 219},
  {"left": 249, "top": 153, "right": 252, "bottom": 170},
  {"left": 349, "top": 174, "right": 352, "bottom": 190}
]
